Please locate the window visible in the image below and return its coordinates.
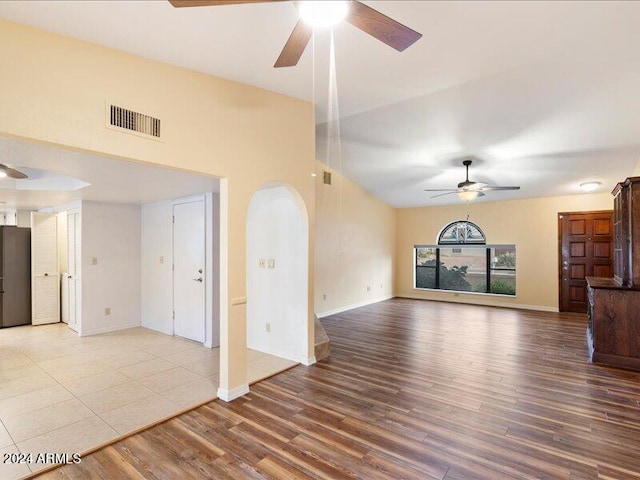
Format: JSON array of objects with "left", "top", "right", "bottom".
[
  {"left": 415, "top": 220, "right": 515, "bottom": 295},
  {"left": 438, "top": 220, "right": 486, "bottom": 245},
  {"left": 415, "top": 245, "right": 516, "bottom": 295}
]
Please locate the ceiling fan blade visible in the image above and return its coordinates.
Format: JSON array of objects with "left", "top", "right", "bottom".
[
  {"left": 346, "top": 0, "right": 422, "bottom": 52},
  {"left": 430, "top": 192, "right": 457, "bottom": 199},
  {"left": 480, "top": 186, "right": 521, "bottom": 191},
  {"left": 0, "top": 164, "right": 28, "bottom": 179},
  {"left": 169, "top": 0, "right": 287, "bottom": 7},
  {"left": 274, "top": 19, "right": 313, "bottom": 68},
  {"left": 423, "top": 189, "right": 458, "bottom": 192}
]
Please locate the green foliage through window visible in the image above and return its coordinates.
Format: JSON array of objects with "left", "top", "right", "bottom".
[{"left": 415, "top": 245, "right": 516, "bottom": 296}]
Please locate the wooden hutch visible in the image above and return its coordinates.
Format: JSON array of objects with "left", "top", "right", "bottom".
[{"left": 586, "top": 176, "right": 640, "bottom": 370}]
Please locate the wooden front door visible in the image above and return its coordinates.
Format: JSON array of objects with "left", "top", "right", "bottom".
[{"left": 559, "top": 211, "right": 613, "bottom": 313}]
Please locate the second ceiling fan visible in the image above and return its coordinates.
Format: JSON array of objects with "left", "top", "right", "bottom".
[
  {"left": 169, "top": 0, "right": 422, "bottom": 67},
  {"left": 424, "top": 160, "right": 521, "bottom": 201}
]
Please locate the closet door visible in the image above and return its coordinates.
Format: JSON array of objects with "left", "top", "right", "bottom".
[{"left": 31, "top": 213, "right": 60, "bottom": 325}]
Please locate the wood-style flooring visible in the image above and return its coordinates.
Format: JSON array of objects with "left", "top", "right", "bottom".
[{"left": 34, "top": 298, "right": 640, "bottom": 479}]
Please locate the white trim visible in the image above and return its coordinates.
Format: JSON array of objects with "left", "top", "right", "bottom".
[
  {"left": 246, "top": 343, "right": 308, "bottom": 365},
  {"left": 79, "top": 321, "right": 141, "bottom": 337},
  {"left": 316, "top": 295, "right": 394, "bottom": 318},
  {"left": 302, "top": 356, "right": 316, "bottom": 366},
  {"left": 217, "top": 384, "right": 249, "bottom": 402},
  {"left": 397, "top": 293, "right": 559, "bottom": 313}
]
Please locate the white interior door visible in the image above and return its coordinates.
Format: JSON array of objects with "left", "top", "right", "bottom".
[
  {"left": 173, "top": 200, "right": 205, "bottom": 342},
  {"left": 31, "top": 212, "right": 60, "bottom": 325},
  {"left": 67, "top": 211, "right": 81, "bottom": 331}
]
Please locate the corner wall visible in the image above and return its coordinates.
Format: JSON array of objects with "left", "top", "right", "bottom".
[
  {"left": 396, "top": 192, "right": 613, "bottom": 311},
  {"left": 314, "top": 161, "right": 396, "bottom": 317},
  {"left": 81, "top": 201, "right": 141, "bottom": 335}
]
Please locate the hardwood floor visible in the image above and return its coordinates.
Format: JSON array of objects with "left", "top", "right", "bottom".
[{"left": 34, "top": 298, "right": 640, "bottom": 479}]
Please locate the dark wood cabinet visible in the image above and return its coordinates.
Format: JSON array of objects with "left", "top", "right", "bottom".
[
  {"left": 586, "top": 277, "right": 640, "bottom": 369},
  {"left": 587, "top": 177, "right": 640, "bottom": 369}
]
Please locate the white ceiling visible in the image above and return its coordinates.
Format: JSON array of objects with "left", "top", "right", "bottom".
[
  {"left": 0, "top": 136, "right": 219, "bottom": 210},
  {"left": 0, "top": 1, "right": 639, "bottom": 207}
]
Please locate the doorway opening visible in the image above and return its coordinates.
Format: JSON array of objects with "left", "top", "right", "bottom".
[{"left": 246, "top": 185, "right": 309, "bottom": 363}]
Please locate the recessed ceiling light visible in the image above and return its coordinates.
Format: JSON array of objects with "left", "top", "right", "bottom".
[
  {"left": 580, "top": 181, "right": 601, "bottom": 192},
  {"left": 299, "top": 1, "right": 350, "bottom": 28}
]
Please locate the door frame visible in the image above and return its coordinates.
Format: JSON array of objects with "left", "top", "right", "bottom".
[{"left": 557, "top": 209, "right": 614, "bottom": 312}]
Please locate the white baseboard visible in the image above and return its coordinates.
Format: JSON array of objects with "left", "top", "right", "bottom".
[
  {"left": 79, "top": 322, "right": 142, "bottom": 337},
  {"left": 316, "top": 295, "right": 394, "bottom": 318},
  {"left": 246, "top": 343, "right": 308, "bottom": 365},
  {"left": 396, "top": 294, "right": 559, "bottom": 313},
  {"left": 302, "top": 356, "right": 316, "bottom": 366},
  {"left": 217, "top": 384, "right": 250, "bottom": 402}
]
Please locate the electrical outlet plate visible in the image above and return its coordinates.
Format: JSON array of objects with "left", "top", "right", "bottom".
[
  {"left": 91, "top": 257, "right": 98, "bottom": 265},
  {"left": 265, "top": 322, "right": 271, "bottom": 332},
  {"left": 105, "top": 307, "right": 111, "bottom": 316},
  {"left": 267, "top": 259, "right": 275, "bottom": 269},
  {"left": 259, "top": 258, "right": 266, "bottom": 268}
]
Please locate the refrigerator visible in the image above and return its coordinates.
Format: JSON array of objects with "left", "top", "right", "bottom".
[{"left": 0, "top": 226, "right": 32, "bottom": 328}]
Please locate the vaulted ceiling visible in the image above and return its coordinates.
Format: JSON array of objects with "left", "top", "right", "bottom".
[{"left": 1, "top": 1, "right": 639, "bottom": 207}]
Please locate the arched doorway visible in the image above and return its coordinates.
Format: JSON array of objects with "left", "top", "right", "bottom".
[{"left": 246, "top": 185, "right": 309, "bottom": 363}]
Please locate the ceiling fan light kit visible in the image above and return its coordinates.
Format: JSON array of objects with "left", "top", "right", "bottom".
[
  {"left": 457, "top": 190, "right": 480, "bottom": 202},
  {"left": 299, "top": 1, "right": 349, "bottom": 28}
]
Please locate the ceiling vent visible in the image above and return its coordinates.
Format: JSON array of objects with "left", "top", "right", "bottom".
[{"left": 108, "top": 105, "right": 161, "bottom": 139}]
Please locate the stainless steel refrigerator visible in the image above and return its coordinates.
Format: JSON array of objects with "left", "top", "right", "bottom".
[{"left": 0, "top": 226, "right": 31, "bottom": 328}]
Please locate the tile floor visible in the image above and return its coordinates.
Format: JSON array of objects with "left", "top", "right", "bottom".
[{"left": 0, "top": 323, "right": 297, "bottom": 478}]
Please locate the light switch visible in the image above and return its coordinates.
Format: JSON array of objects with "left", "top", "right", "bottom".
[
  {"left": 159, "top": 256, "right": 164, "bottom": 264},
  {"left": 258, "top": 258, "right": 266, "bottom": 268},
  {"left": 268, "top": 259, "right": 275, "bottom": 269},
  {"left": 91, "top": 257, "right": 98, "bottom": 265}
]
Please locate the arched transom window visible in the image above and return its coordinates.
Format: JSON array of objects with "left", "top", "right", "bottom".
[{"left": 438, "top": 220, "right": 486, "bottom": 245}]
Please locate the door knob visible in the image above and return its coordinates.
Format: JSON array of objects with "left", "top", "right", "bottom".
[
  {"left": 193, "top": 277, "right": 203, "bottom": 282},
  {"left": 68, "top": 275, "right": 72, "bottom": 279},
  {"left": 44, "top": 273, "right": 49, "bottom": 277},
  {"left": 198, "top": 269, "right": 203, "bottom": 274}
]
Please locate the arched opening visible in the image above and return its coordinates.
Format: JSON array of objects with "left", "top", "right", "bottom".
[{"left": 246, "top": 185, "right": 309, "bottom": 364}]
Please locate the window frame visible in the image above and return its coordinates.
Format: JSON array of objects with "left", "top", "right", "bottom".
[{"left": 414, "top": 244, "right": 516, "bottom": 296}]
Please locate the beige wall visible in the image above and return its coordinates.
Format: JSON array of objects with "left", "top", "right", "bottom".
[
  {"left": 314, "top": 161, "right": 395, "bottom": 316},
  {"left": 0, "top": 19, "right": 315, "bottom": 395},
  {"left": 396, "top": 192, "right": 613, "bottom": 311}
]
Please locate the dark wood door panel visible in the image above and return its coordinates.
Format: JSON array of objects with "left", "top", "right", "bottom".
[{"left": 559, "top": 211, "right": 614, "bottom": 313}]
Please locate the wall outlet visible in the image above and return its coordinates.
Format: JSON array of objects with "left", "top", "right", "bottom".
[
  {"left": 265, "top": 322, "right": 271, "bottom": 333},
  {"left": 104, "top": 307, "right": 111, "bottom": 316},
  {"left": 91, "top": 257, "right": 98, "bottom": 265},
  {"left": 258, "top": 258, "right": 266, "bottom": 268},
  {"left": 267, "top": 259, "right": 275, "bottom": 269},
  {"left": 367, "top": 285, "right": 371, "bottom": 292},
  {"left": 159, "top": 256, "right": 164, "bottom": 264},
  {"left": 323, "top": 294, "right": 327, "bottom": 301}
]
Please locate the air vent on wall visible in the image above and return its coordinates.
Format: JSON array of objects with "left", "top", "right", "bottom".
[
  {"left": 108, "top": 105, "right": 161, "bottom": 139},
  {"left": 323, "top": 171, "right": 332, "bottom": 185}
]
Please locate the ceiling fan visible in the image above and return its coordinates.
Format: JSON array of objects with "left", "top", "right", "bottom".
[
  {"left": 168, "top": 1, "right": 422, "bottom": 67},
  {"left": 0, "top": 164, "right": 28, "bottom": 180},
  {"left": 424, "top": 160, "right": 520, "bottom": 201}
]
